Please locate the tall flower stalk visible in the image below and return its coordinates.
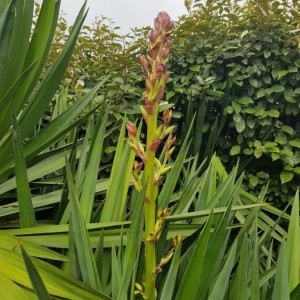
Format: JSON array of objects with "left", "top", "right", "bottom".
[{"left": 127, "top": 12, "right": 174, "bottom": 300}]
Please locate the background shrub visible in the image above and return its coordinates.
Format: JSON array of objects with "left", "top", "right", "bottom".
[{"left": 49, "top": 0, "right": 300, "bottom": 205}]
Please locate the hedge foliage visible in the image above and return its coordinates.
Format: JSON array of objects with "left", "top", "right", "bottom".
[{"left": 49, "top": 0, "right": 300, "bottom": 205}]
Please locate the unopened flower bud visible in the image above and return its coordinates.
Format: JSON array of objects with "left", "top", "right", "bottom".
[
  {"left": 160, "top": 47, "right": 169, "bottom": 60},
  {"left": 138, "top": 55, "right": 149, "bottom": 77},
  {"left": 163, "top": 109, "right": 172, "bottom": 125},
  {"left": 165, "top": 135, "right": 176, "bottom": 150},
  {"left": 149, "top": 138, "right": 161, "bottom": 151},
  {"left": 149, "top": 45, "right": 160, "bottom": 60},
  {"left": 155, "top": 12, "right": 174, "bottom": 34},
  {"left": 145, "top": 98, "right": 154, "bottom": 115},
  {"left": 156, "top": 87, "right": 164, "bottom": 103},
  {"left": 126, "top": 122, "right": 137, "bottom": 137},
  {"left": 155, "top": 62, "right": 165, "bottom": 76}
]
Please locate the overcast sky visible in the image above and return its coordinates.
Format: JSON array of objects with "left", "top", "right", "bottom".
[{"left": 59, "top": 0, "right": 187, "bottom": 33}]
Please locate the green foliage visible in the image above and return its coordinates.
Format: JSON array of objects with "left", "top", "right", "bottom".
[
  {"left": 166, "top": 0, "right": 300, "bottom": 204},
  {"left": 0, "top": 1, "right": 299, "bottom": 299},
  {"left": 0, "top": 0, "right": 109, "bottom": 225},
  {"left": 46, "top": 0, "right": 300, "bottom": 205}
]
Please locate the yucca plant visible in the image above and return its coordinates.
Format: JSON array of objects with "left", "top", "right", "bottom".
[
  {"left": 0, "top": 0, "right": 110, "bottom": 223},
  {"left": 0, "top": 2, "right": 299, "bottom": 300}
]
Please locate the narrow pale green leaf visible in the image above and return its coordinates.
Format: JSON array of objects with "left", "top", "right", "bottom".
[
  {"left": 0, "top": 232, "right": 67, "bottom": 261},
  {"left": 196, "top": 199, "right": 237, "bottom": 299},
  {"left": 159, "top": 241, "right": 182, "bottom": 300},
  {"left": 0, "top": 248, "right": 111, "bottom": 300},
  {"left": 111, "top": 246, "right": 121, "bottom": 299},
  {"left": 23, "top": 77, "right": 109, "bottom": 160},
  {"left": 117, "top": 188, "right": 145, "bottom": 299},
  {"left": 0, "top": 0, "right": 59, "bottom": 150},
  {"left": 208, "top": 240, "right": 237, "bottom": 300},
  {"left": 158, "top": 116, "right": 194, "bottom": 209},
  {"left": 286, "top": 189, "right": 300, "bottom": 292},
  {"left": 167, "top": 203, "right": 268, "bottom": 222},
  {"left": 3, "top": 0, "right": 33, "bottom": 91},
  {"left": 101, "top": 117, "right": 135, "bottom": 222},
  {"left": 0, "top": 0, "right": 17, "bottom": 95},
  {"left": 66, "top": 217, "right": 81, "bottom": 279},
  {"left": 17, "top": 1, "right": 87, "bottom": 142},
  {"left": 11, "top": 103, "right": 36, "bottom": 227},
  {"left": 272, "top": 241, "right": 290, "bottom": 300},
  {"left": 0, "top": 271, "right": 35, "bottom": 300},
  {"left": 230, "top": 235, "right": 248, "bottom": 300},
  {"left": 250, "top": 214, "right": 260, "bottom": 300},
  {"left": 0, "top": 60, "right": 37, "bottom": 138},
  {"left": 65, "top": 155, "right": 102, "bottom": 290},
  {"left": 176, "top": 214, "right": 213, "bottom": 300},
  {"left": 21, "top": 245, "right": 51, "bottom": 300},
  {"left": 261, "top": 240, "right": 274, "bottom": 299},
  {"left": 80, "top": 104, "right": 108, "bottom": 222}
]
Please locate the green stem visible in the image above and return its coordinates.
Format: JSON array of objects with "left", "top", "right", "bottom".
[{"left": 144, "top": 108, "right": 158, "bottom": 300}]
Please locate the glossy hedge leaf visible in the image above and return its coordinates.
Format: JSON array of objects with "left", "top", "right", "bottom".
[
  {"left": 293, "top": 88, "right": 300, "bottom": 95},
  {"left": 249, "top": 77, "right": 259, "bottom": 88},
  {"left": 284, "top": 87, "right": 296, "bottom": 103},
  {"left": 277, "top": 70, "right": 289, "bottom": 79},
  {"left": 280, "top": 171, "right": 294, "bottom": 184},
  {"left": 235, "top": 120, "right": 245, "bottom": 133},
  {"left": 282, "top": 125, "right": 294, "bottom": 136},
  {"left": 256, "top": 171, "right": 269, "bottom": 179},
  {"left": 272, "top": 85, "right": 285, "bottom": 93},
  {"left": 249, "top": 175, "right": 259, "bottom": 187},
  {"left": 268, "top": 109, "right": 280, "bottom": 118},
  {"left": 237, "top": 96, "right": 253, "bottom": 105},
  {"left": 264, "top": 50, "right": 271, "bottom": 58},
  {"left": 230, "top": 145, "right": 240, "bottom": 156},
  {"left": 289, "top": 139, "right": 300, "bottom": 148},
  {"left": 254, "top": 148, "right": 263, "bottom": 159},
  {"left": 256, "top": 89, "right": 266, "bottom": 98},
  {"left": 232, "top": 102, "right": 241, "bottom": 113}
]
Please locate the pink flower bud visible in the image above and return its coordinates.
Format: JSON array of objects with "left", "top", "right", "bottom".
[
  {"left": 154, "top": 12, "right": 174, "bottom": 34},
  {"left": 145, "top": 98, "right": 154, "bottom": 115},
  {"left": 156, "top": 87, "right": 164, "bottom": 103},
  {"left": 165, "top": 136, "right": 176, "bottom": 151},
  {"left": 149, "top": 45, "right": 160, "bottom": 60},
  {"left": 138, "top": 55, "right": 149, "bottom": 77},
  {"left": 160, "top": 47, "right": 169, "bottom": 60},
  {"left": 126, "top": 122, "right": 137, "bottom": 137},
  {"left": 163, "top": 109, "right": 172, "bottom": 125},
  {"left": 149, "top": 29, "right": 157, "bottom": 44},
  {"left": 155, "top": 62, "right": 165, "bottom": 76},
  {"left": 149, "top": 74, "right": 158, "bottom": 86},
  {"left": 149, "top": 138, "right": 161, "bottom": 151}
]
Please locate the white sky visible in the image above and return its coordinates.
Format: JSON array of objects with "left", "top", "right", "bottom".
[{"left": 59, "top": 0, "right": 187, "bottom": 33}]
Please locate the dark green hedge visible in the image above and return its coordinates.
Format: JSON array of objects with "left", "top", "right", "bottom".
[{"left": 166, "top": 0, "right": 300, "bottom": 204}]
